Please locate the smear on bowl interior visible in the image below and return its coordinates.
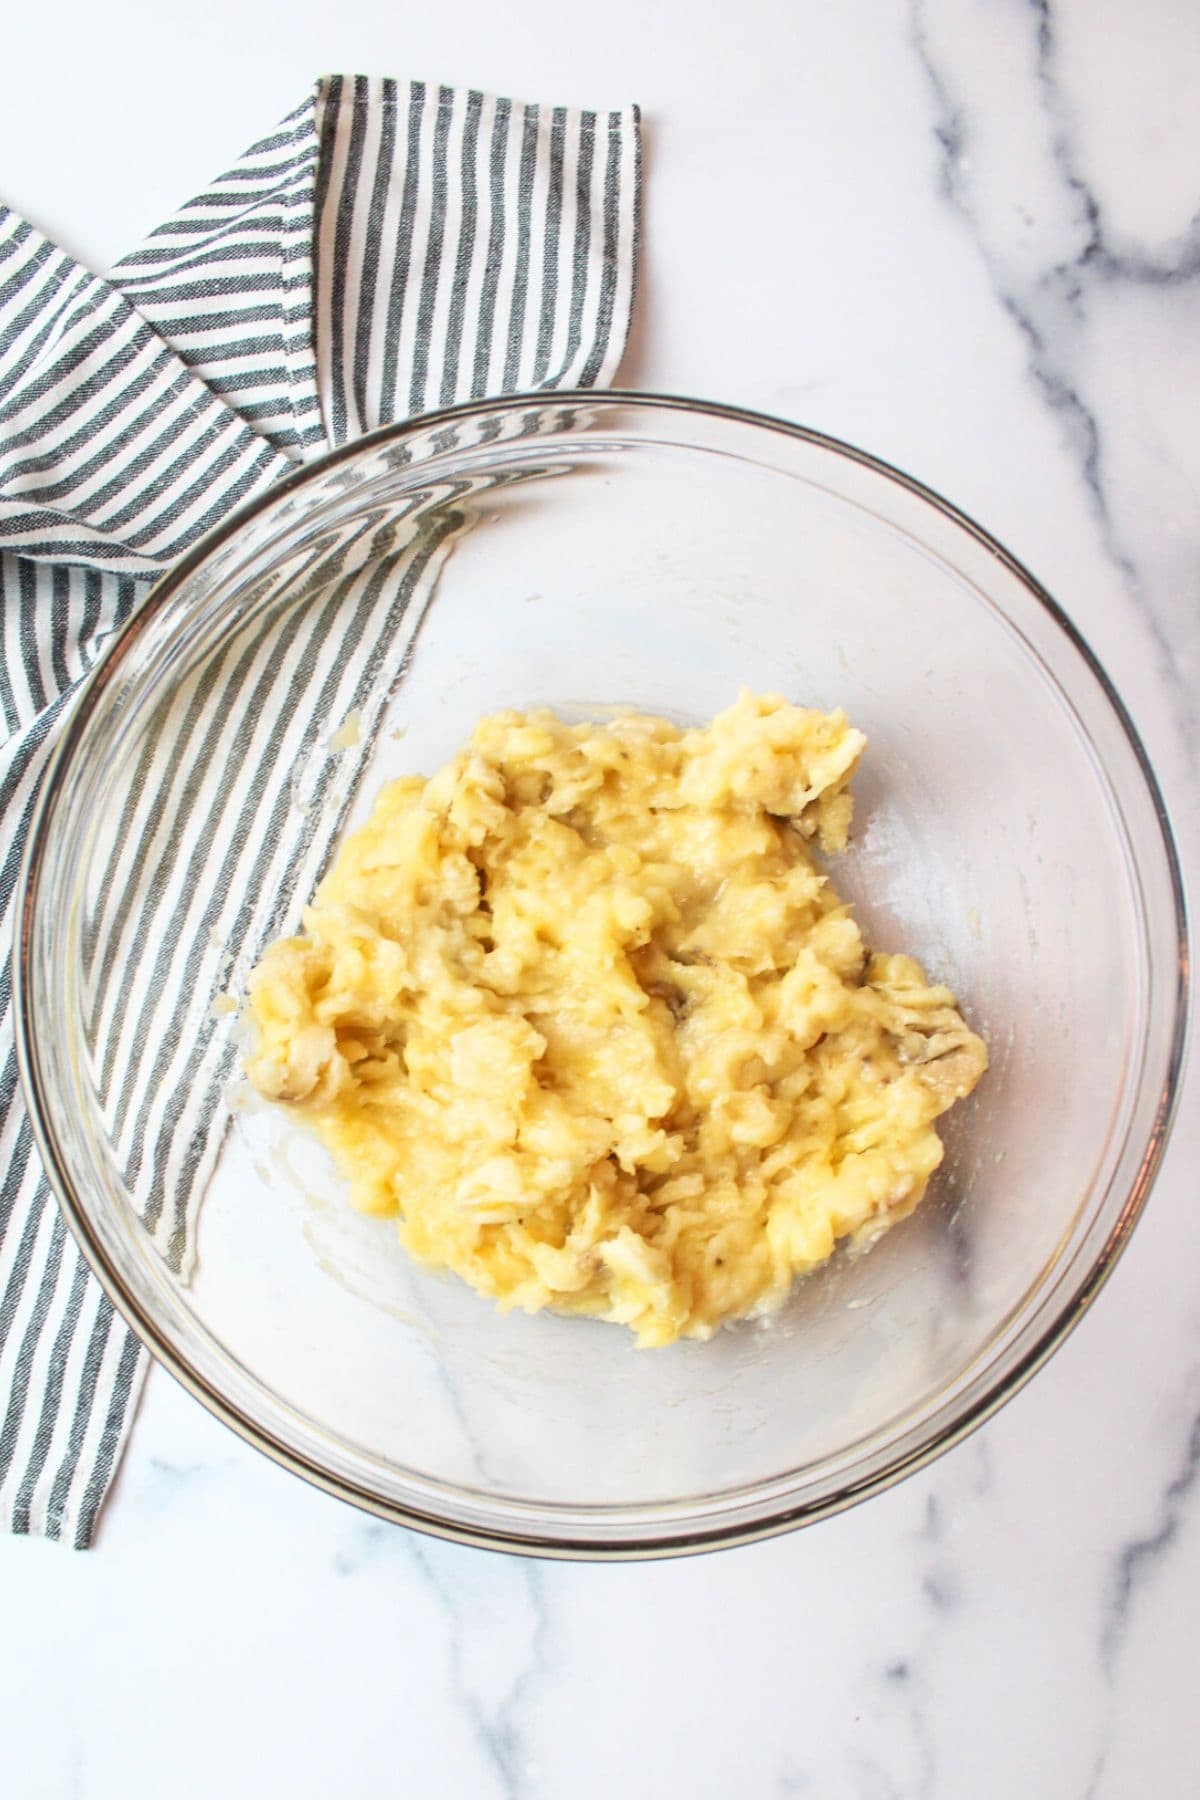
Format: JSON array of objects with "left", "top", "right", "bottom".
[{"left": 244, "top": 691, "right": 987, "bottom": 1346}]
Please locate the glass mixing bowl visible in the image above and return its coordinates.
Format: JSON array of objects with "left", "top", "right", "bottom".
[{"left": 16, "top": 395, "right": 1187, "bottom": 1557}]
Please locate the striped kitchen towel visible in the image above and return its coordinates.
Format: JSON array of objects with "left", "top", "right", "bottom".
[{"left": 0, "top": 75, "right": 641, "bottom": 1547}]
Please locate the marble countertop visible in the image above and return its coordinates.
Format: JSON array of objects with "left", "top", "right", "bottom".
[{"left": 3, "top": 2, "right": 1197, "bottom": 1795}]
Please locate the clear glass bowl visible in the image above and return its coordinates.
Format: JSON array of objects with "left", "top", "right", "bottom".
[{"left": 16, "top": 395, "right": 1187, "bottom": 1557}]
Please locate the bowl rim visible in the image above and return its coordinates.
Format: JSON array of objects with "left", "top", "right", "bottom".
[{"left": 15, "top": 387, "right": 1191, "bottom": 1560}]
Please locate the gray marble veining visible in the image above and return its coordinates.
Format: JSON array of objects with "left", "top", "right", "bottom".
[
  {"left": 2, "top": 2, "right": 1198, "bottom": 1796},
  {"left": 912, "top": 0, "right": 1200, "bottom": 765}
]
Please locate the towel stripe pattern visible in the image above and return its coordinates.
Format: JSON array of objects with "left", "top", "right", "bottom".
[{"left": 0, "top": 75, "right": 640, "bottom": 1545}]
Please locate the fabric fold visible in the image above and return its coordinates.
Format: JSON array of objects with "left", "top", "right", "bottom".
[{"left": 0, "top": 74, "right": 641, "bottom": 1547}]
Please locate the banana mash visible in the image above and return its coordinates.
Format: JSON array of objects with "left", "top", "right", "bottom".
[{"left": 245, "top": 692, "right": 986, "bottom": 1347}]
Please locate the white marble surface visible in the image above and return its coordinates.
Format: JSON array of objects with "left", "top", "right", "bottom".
[{"left": 3, "top": 2, "right": 1198, "bottom": 1795}]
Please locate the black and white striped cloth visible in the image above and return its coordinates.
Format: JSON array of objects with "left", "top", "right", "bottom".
[{"left": 0, "top": 74, "right": 641, "bottom": 1547}]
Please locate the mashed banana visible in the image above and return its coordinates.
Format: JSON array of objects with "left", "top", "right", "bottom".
[{"left": 245, "top": 692, "right": 987, "bottom": 1346}]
